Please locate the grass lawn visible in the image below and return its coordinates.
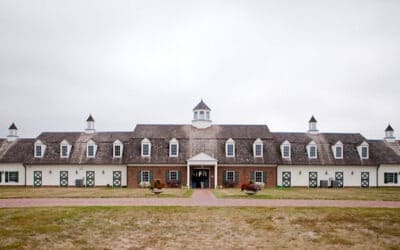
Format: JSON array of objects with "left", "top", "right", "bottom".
[
  {"left": 0, "top": 206, "right": 399, "bottom": 249},
  {"left": 0, "top": 187, "right": 193, "bottom": 199},
  {"left": 213, "top": 187, "right": 400, "bottom": 201}
]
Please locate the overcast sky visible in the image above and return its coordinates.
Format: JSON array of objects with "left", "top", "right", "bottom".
[{"left": 0, "top": 0, "right": 399, "bottom": 139}]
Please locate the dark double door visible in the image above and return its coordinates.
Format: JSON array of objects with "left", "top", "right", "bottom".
[{"left": 192, "top": 169, "right": 209, "bottom": 188}]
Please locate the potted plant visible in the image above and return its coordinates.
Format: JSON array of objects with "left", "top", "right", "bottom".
[
  {"left": 241, "top": 181, "right": 261, "bottom": 195},
  {"left": 150, "top": 179, "right": 165, "bottom": 195}
]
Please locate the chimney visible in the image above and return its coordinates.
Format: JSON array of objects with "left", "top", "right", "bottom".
[
  {"left": 85, "top": 114, "right": 95, "bottom": 133},
  {"left": 384, "top": 124, "right": 395, "bottom": 142},
  {"left": 307, "top": 116, "right": 319, "bottom": 134},
  {"left": 7, "top": 122, "right": 19, "bottom": 141}
]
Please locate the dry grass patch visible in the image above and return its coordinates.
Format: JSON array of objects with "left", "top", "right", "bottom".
[
  {"left": 213, "top": 187, "right": 400, "bottom": 201},
  {"left": 0, "top": 207, "right": 399, "bottom": 249},
  {"left": 0, "top": 187, "right": 193, "bottom": 199}
]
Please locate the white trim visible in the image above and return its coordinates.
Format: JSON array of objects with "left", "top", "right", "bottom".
[
  {"left": 253, "top": 138, "right": 263, "bottom": 157},
  {"left": 332, "top": 141, "right": 343, "bottom": 159},
  {"left": 113, "top": 140, "right": 123, "bottom": 158},
  {"left": 169, "top": 170, "right": 178, "bottom": 180},
  {"left": 60, "top": 139, "right": 72, "bottom": 159},
  {"left": 357, "top": 141, "right": 369, "bottom": 160},
  {"left": 141, "top": 170, "right": 150, "bottom": 182},
  {"left": 34, "top": 140, "right": 46, "bottom": 158},
  {"left": 141, "top": 138, "right": 151, "bottom": 157},
  {"left": 169, "top": 138, "right": 179, "bottom": 157},
  {"left": 280, "top": 140, "right": 291, "bottom": 159},
  {"left": 226, "top": 170, "right": 235, "bottom": 181},
  {"left": 225, "top": 138, "right": 235, "bottom": 157},
  {"left": 254, "top": 170, "right": 264, "bottom": 183},
  {"left": 86, "top": 140, "right": 97, "bottom": 158},
  {"left": 307, "top": 141, "right": 318, "bottom": 159}
]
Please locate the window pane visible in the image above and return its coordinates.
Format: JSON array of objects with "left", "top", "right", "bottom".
[
  {"left": 362, "top": 147, "right": 368, "bottom": 158},
  {"left": 310, "top": 146, "right": 316, "bottom": 157},
  {"left": 255, "top": 144, "right": 262, "bottom": 156},
  {"left": 143, "top": 144, "right": 149, "bottom": 156},
  {"left": 114, "top": 145, "right": 121, "bottom": 156},
  {"left": 227, "top": 171, "right": 234, "bottom": 181},
  {"left": 142, "top": 171, "right": 149, "bottom": 182},
  {"left": 170, "top": 171, "right": 178, "bottom": 180},
  {"left": 88, "top": 145, "right": 94, "bottom": 156},
  {"left": 62, "top": 145, "right": 68, "bottom": 157},
  {"left": 227, "top": 144, "right": 234, "bottom": 156},
  {"left": 35, "top": 146, "right": 42, "bottom": 156},
  {"left": 8, "top": 172, "right": 18, "bottom": 182},
  {"left": 255, "top": 171, "right": 263, "bottom": 182},
  {"left": 336, "top": 147, "right": 342, "bottom": 158},
  {"left": 283, "top": 146, "right": 290, "bottom": 157},
  {"left": 170, "top": 144, "right": 177, "bottom": 156}
]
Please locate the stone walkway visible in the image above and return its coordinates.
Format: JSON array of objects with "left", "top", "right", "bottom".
[{"left": 1, "top": 190, "right": 400, "bottom": 208}]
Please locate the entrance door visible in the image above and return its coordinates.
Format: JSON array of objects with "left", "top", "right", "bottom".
[
  {"left": 60, "top": 171, "right": 68, "bottom": 187},
  {"left": 113, "top": 171, "right": 122, "bottom": 187},
  {"left": 34, "top": 171, "right": 42, "bottom": 187},
  {"left": 86, "top": 171, "right": 95, "bottom": 187},
  {"left": 361, "top": 172, "right": 369, "bottom": 188},
  {"left": 192, "top": 169, "right": 209, "bottom": 188},
  {"left": 309, "top": 172, "right": 318, "bottom": 188}
]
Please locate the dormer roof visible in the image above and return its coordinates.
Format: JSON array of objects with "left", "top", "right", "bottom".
[{"left": 193, "top": 100, "right": 211, "bottom": 111}]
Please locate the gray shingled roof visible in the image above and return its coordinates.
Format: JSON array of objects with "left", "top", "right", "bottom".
[
  {"left": 385, "top": 125, "right": 394, "bottom": 132},
  {"left": 272, "top": 132, "right": 377, "bottom": 166},
  {"left": 369, "top": 140, "right": 400, "bottom": 164},
  {"left": 8, "top": 123, "right": 17, "bottom": 130},
  {"left": 309, "top": 116, "right": 317, "bottom": 123},
  {"left": 26, "top": 131, "right": 132, "bottom": 165},
  {"left": 86, "top": 115, "right": 95, "bottom": 122},
  {"left": 0, "top": 139, "right": 35, "bottom": 163},
  {"left": 193, "top": 100, "right": 211, "bottom": 111}
]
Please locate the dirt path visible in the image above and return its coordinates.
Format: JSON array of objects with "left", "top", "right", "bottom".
[{"left": 1, "top": 190, "right": 400, "bottom": 208}]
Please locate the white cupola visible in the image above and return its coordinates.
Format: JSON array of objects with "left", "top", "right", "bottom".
[
  {"left": 85, "top": 114, "right": 95, "bottom": 133},
  {"left": 384, "top": 124, "right": 395, "bottom": 142},
  {"left": 7, "top": 122, "right": 18, "bottom": 141},
  {"left": 307, "top": 116, "right": 318, "bottom": 134},
  {"left": 192, "top": 100, "right": 212, "bottom": 129}
]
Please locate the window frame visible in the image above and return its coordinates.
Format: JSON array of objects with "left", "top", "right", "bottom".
[
  {"left": 60, "top": 140, "right": 71, "bottom": 159},
  {"left": 255, "top": 171, "right": 263, "bottom": 183},
  {"left": 253, "top": 139, "right": 263, "bottom": 157},
  {"left": 141, "top": 138, "right": 151, "bottom": 157},
  {"left": 169, "top": 170, "right": 178, "bottom": 181},
  {"left": 226, "top": 171, "right": 235, "bottom": 181},
  {"left": 113, "top": 140, "right": 123, "bottom": 158},
  {"left": 34, "top": 140, "right": 45, "bottom": 158},
  {"left": 307, "top": 141, "right": 318, "bottom": 159},
  {"left": 141, "top": 170, "right": 150, "bottom": 182},
  {"left": 225, "top": 138, "right": 235, "bottom": 157},
  {"left": 332, "top": 141, "right": 343, "bottom": 159},
  {"left": 169, "top": 138, "right": 179, "bottom": 157},
  {"left": 86, "top": 140, "right": 97, "bottom": 158},
  {"left": 281, "top": 141, "right": 291, "bottom": 159},
  {"left": 384, "top": 172, "right": 398, "bottom": 184},
  {"left": 358, "top": 142, "right": 369, "bottom": 160}
]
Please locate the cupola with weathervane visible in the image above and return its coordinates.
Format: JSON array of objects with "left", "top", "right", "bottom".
[
  {"left": 192, "top": 99, "right": 212, "bottom": 129},
  {"left": 7, "top": 122, "right": 18, "bottom": 141},
  {"left": 85, "top": 114, "right": 95, "bottom": 133},
  {"left": 307, "top": 115, "right": 319, "bottom": 134},
  {"left": 384, "top": 124, "right": 395, "bottom": 142}
]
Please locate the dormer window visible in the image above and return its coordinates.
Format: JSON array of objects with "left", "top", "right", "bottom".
[
  {"left": 307, "top": 141, "right": 318, "bottom": 159},
  {"left": 60, "top": 140, "right": 71, "bottom": 158},
  {"left": 34, "top": 140, "right": 46, "bottom": 158},
  {"left": 357, "top": 141, "right": 369, "bottom": 159},
  {"left": 113, "top": 140, "right": 123, "bottom": 158},
  {"left": 332, "top": 141, "right": 343, "bottom": 159},
  {"left": 281, "top": 140, "right": 291, "bottom": 159},
  {"left": 87, "top": 140, "right": 97, "bottom": 158},
  {"left": 253, "top": 138, "right": 263, "bottom": 157},
  {"left": 141, "top": 138, "right": 151, "bottom": 157},
  {"left": 169, "top": 138, "right": 179, "bottom": 157},
  {"left": 226, "top": 138, "right": 235, "bottom": 157}
]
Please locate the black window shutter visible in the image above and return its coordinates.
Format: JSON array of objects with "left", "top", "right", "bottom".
[
  {"left": 395, "top": 173, "right": 398, "bottom": 184},
  {"left": 235, "top": 171, "right": 239, "bottom": 184},
  {"left": 263, "top": 171, "right": 267, "bottom": 183},
  {"left": 137, "top": 171, "right": 141, "bottom": 184}
]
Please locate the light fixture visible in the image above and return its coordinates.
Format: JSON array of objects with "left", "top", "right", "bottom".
[
  {"left": 102, "top": 170, "right": 105, "bottom": 174},
  {"left": 325, "top": 171, "right": 328, "bottom": 175},
  {"left": 299, "top": 170, "right": 302, "bottom": 175},
  {"left": 49, "top": 170, "right": 52, "bottom": 174},
  {"left": 351, "top": 171, "right": 354, "bottom": 175},
  {"left": 76, "top": 170, "right": 78, "bottom": 174}
]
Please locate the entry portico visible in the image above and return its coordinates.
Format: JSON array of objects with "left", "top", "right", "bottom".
[{"left": 187, "top": 153, "right": 218, "bottom": 189}]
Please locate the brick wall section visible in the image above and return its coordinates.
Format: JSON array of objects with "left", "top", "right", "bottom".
[
  {"left": 127, "top": 166, "right": 187, "bottom": 188},
  {"left": 218, "top": 166, "right": 277, "bottom": 188}
]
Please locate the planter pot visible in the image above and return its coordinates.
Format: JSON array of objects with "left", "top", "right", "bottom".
[
  {"left": 244, "top": 190, "right": 257, "bottom": 195},
  {"left": 152, "top": 188, "right": 164, "bottom": 195}
]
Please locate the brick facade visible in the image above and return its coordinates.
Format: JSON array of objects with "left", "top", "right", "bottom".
[
  {"left": 127, "top": 166, "right": 187, "bottom": 188},
  {"left": 218, "top": 166, "right": 277, "bottom": 188}
]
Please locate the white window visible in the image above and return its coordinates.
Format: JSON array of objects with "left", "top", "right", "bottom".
[
  {"left": 194, "top": 111, "right": 198, "bottom": 120},
  {"left": 357, "top": 141, "right": 369, "bottom": 160},
  {"left": 169, "top": 170, "right": 178, "bottom": 180},
  {"left": 113, "top": 140, "right": 123, "bottom": 158},
  {"left": 206, "top": 111, "right": 210, "bottom": 120},
  {"left": 307, "top": 141, "right": 318, "bottom": 159},
  {"left": 255, "top": 171, "right": 263, "bottom": 183},
  {"left": 34, "top": 140, "right": 46, "bottom": 158},
  {"left": 253, "top": 138, "right": 263, "bottom": 157},
  {"left": 60, "top": 140, "right": 71, "bottom": 158},
  {"left": 141, "top": 138, "right": 151, "bottom": 157},
  {"left": 280, "top": 141, "right": 291, "bottom": 159},
  {"left": 332, "top": 141, "right": 343, "bottom": 159},
  {"left": 169, "top": 138, "right": 179, "bottom": 157},
  {"left": 86, "top": 140, "right": 97, "bottom": 158},
  {"left": 199, "top": 111, "right": 205, "bottom": 119},
  {"left": 141, "top": 170, "right": 150, "bottom": 182},
  {"left": 225, "top": 138, "right": 235, "bottom": 157},
  {"left": 226, "top": 171, "right": 235, "bottom": 181},
  {"left": 3, "top": 171, "right": 19, "bottom": 183}
]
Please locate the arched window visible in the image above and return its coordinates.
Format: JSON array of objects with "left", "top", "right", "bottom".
[
  {"left": 60, "top": 139, "right": 72, "bottom": 158},
  {"left": 253, "top": 138, "right": 263, "bottom": 157},
  {"left": 141, "top": 138, "right": 151, "bottom": 157},
  {"left": 169, "top": 138, "right": 179, "bottom": 157},
  {"left": 87, "top": 140, "right": 97, "bottom": 158},
  {"left": 113, "top": 140, "right": 123, "bottom": 158},
  {"left": 225, "top": 138, "right": 235, "bottom": 157}
]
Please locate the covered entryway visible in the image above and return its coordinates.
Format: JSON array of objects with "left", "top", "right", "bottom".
[{"left": 187, "top": 153, "right": 218, "bottom": 189}]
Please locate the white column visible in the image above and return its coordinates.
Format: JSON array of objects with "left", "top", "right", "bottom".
[
  {"left": 214, "top": 163, "right": 218, "bottom": 189},
  {"left": 187, "top": 163, "right": 190, "bottom": 188}
]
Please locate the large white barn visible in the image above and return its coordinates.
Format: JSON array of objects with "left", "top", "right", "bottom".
[{"left": 0, "top": 101, "right": 399, "bottom": 188}]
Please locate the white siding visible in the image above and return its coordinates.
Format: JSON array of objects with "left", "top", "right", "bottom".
[
  {"left": 0, "top": 163, "right": 25, "bottom": 186},
  {"left": 378, "top": 165, "right": 400, "bottom": 187},
  {"left": 26, "top": 165, "right": 127, "bottom": 187},
  {"left": 277, "top": 165, "right": 378, "bottom": 187}
]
